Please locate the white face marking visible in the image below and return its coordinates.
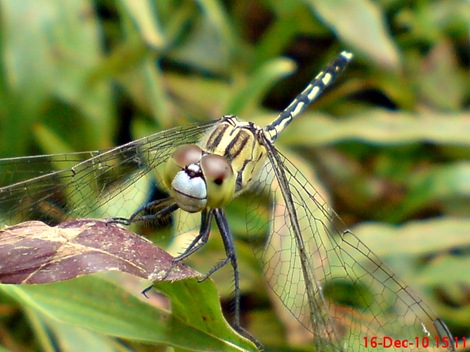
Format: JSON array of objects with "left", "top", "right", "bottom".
[
  {"left": 186, "top": 164, "right": 199, "bottom": 176},
  {"left": 171, "top": 170, "right": 207, "bottom": 213}
]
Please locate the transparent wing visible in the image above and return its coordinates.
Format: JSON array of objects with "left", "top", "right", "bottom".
[
  {"left": 0, "top": 121, "right": 216, "bottom": 227},
  {"left": 246, "top": 144, "right": 454, "bottom": 351}
]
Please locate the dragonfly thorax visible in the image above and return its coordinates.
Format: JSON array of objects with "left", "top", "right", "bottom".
[
  {"left": 197, "top": 116, "right": 269, "bottom": 196},
  {"left": 164, "top": 145, "right": 236, "bottom": 212}
]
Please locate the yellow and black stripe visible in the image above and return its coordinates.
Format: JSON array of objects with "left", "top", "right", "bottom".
[
  {"left": 198, "top": 116, "right": 268, "bottom": 195},
  {"left": 264, "top": 51, "right": 353, "bottom": 142}
]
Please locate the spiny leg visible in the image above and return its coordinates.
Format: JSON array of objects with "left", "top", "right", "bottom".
[
  {"left": 141, "top": 209, "right": 213, "bottom": 296},
  {"left": 109, "top": 198, "right": 178, "bottom": 225},
  {"left": 171, "top": 209, "right": 213, "bottom": 262},
  {"left": 211, "top": 208, "right": 263, "bottom": 350}
]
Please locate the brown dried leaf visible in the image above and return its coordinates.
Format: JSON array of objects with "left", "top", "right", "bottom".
[{"left": 0, "top": 219, "right": 199, "bottom": 284}]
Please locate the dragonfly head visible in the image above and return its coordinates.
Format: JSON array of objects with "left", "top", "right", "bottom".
[{"left": 164, "top": 145, "right": 236, "bottom": 212}]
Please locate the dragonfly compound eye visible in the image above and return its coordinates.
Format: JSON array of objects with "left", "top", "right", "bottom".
[
  {"left": 200, "top": 154, "right": 235, "bottom": 208},
  {"left": 164, "top": 145, "right": 203, "bottom": 190},
  {"left": 173, "top": 145, "right": 204, "bottom": 167}
]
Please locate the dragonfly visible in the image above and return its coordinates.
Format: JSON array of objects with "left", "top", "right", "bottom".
[{"left": 0, "top": 51, "right": 456, "bottom": 351}]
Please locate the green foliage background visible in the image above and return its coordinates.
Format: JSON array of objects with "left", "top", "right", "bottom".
[{"left": 0, "top": 0, "right": 469, "bottom": 351}]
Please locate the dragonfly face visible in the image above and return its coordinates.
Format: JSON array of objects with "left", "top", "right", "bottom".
[{"left": 164, "top": 143, "right": 236, "bottom": 212}]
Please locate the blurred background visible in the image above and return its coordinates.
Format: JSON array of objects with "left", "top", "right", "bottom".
[{"left": 0, "top": 0, "right": 469, "bottom": 351}]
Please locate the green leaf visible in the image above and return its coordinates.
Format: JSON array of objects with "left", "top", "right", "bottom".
[
  {"left": 25, "top": 307, "right": 121, "bottom": 352},
  {"left": 353, "top": 218, "right": 470, "bottom": 258},
  {"left": 0, "top": 0, "right": 113, "bottom": 155},
  {"left": 256, "top": 110, "right": 470, "bottom": 147},
  {"left": 118, "top": 0, "right": 165, "bottom": 49},
  {"left": 304, "top": 0, "right": 401, "bottom": 69},
  {"left": 351, "top": 218, "right": 470, "bottom": 319},
  {"left": 403, "top": 162, "right": 470, "bottom": 219},
  {"left": 1, "top": 275, "right": 257, "bottom": 351},
  {"left": 225, "top": 58, "right": 296, "bottom": 116}
]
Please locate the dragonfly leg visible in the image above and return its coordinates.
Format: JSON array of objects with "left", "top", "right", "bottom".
[
  {"left": 158, "top": 209, "right": 213, "bottom": 282},
  {"left": 141, "top": 284, "right": 154, "bottom": 298},
  {"left": 107, "top": 198, "right": 177, "bottom": 225},
  {"left": 211, "top": 208, "right": 263, "bottom": 350},
  {"left": 172, "top": 209, "right": 213, "bottom": 261},
  {"left": 210, "top": 208, "right": 239, "bottom": 310},
  {"left": 140, "top": 209, "right": 212, "bottom": 297}
]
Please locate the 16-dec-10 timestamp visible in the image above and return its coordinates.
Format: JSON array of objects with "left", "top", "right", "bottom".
[{"left": 363, "top": 336, "right": 465, "bottom": 349}]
